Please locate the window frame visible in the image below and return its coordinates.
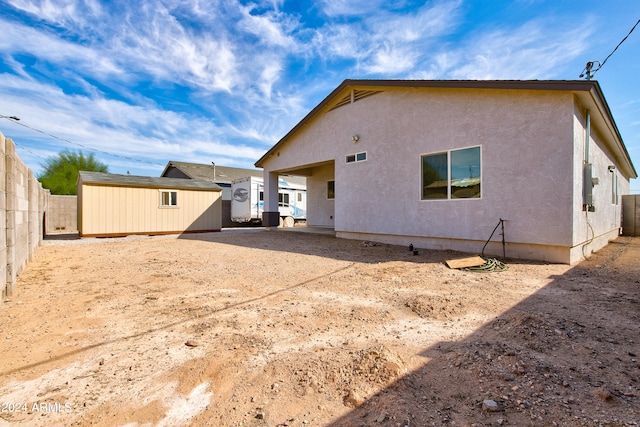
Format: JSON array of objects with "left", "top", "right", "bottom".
[
  {"left": 346, "top": 151, "right": 367, "bottom": 163},
  {"left": 159, "top": 190, "right": 178, "bottom": 207},
  {"left": 420, "top": 145, "right": 482, "bottom": 201},
  {"left": 327, "top": 180, "right": 335, "bottom": 200},
  {"left": 278, "top": 192, "right": 290, "bottom": 207}
]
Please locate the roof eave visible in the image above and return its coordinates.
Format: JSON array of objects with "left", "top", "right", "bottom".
[
  {"left": 161, "top": 161, "right": 196, "bottom": 179},
  {"left": 585, "top": 83, "right": 637, "bottom": 179},
  {"left": 78, "top": 172, "right": 222, "bottom": 191},
  {"left": 255, "top": 79, "right": 602, "bottom": 168},
  {"left": 256, "top": 79, "right": 636, "bottom": 179}
]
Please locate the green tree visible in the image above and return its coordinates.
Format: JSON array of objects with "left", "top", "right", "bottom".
[{"left": 39, "top": 150, "right": 108, "bottom": 195}]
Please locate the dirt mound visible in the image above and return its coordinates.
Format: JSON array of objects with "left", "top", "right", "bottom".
[
  {"left": 405, "top": 293, "right": 467, "bottom": 320},
  {"left": 288, "top": 345, "right": 407, "bottom": 408}
]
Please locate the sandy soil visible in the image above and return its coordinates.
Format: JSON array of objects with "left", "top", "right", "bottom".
[{"left": 0, "top": 229, "right": 638, "bottom": 427}]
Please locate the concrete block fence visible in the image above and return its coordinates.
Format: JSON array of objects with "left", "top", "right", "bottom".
[{"left": 1, "top": 131, "right": 49, "bottom": 300}]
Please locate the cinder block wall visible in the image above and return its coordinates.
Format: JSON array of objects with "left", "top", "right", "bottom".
[
  {"left": 46, "top": 195, "right": 78, "bottom": 233},
  {"left": 622, "top": 195, "right": 640, "bottom": 237},
  {"left": 0, "top": 133, "right": 6, "bottom": 300},
  {"left": 1, "top": 131, "right": 48, "bottom": 300}
]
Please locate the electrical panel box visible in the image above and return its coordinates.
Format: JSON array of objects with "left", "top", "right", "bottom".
[{"left": 583, "top": 163, "right": 593, "bottom": 206}]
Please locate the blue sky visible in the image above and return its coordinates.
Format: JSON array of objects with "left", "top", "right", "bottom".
[{"left": 1, "top": 0, "right": 639, "bottom": 193}]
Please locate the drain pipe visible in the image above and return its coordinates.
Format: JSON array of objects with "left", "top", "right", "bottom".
[{"left": 585, "top": 110, "right": 590, "bottom": 164}]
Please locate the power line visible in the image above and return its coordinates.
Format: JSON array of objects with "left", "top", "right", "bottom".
[
  {"left": 14, "top": 143, "right": 48, "bottom": 162},
  {"left": 0, "top": 115, "right": 165, "bottom": 167},
  {"left": 580, "top": 18, "right": 640, "bottom": 79}
]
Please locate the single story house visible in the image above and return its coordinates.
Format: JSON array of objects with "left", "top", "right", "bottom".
[
  {"left": 77, "top": 171, "right": 222, "bottom": 237},
  {"left": 255, "top": 79, "right": 637, "bottom": 264}
]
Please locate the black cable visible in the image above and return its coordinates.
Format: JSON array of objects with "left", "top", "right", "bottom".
[
  {"left": 1, "top": 116, "right": 165, "bottom": 167},
  {"left": 461, "top": 218, "right": 509, "bottom": 273},
  {"left": 14, "top": 143, "right": 47, "bottom": 161},
  {"left": 481, "top": 218, "right": 504, "bottom": 258},
  {"left": 585, "top": 18, "right": 640, "bottom": 78}
]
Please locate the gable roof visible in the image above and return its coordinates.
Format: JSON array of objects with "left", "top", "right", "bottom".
[
  {"left": 255, "top": 79, "right": 637, "bottom": 179},
  {"left": 78, "top": 171, "right": 222, "bottom": 191},
  {"left": 161, "top": 161, "right": 262, "bottom": 183},
  {"left": 161, "top": 160, "right": 307, "bottom": 187}
]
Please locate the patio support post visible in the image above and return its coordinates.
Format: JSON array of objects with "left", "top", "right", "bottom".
[{"left": 262, "top": 171, "right": 280, "bottom": 228}]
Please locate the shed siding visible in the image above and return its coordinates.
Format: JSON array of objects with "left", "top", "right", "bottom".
[{"left": 79, "top": 184, "right": 221, "bottom": 236}]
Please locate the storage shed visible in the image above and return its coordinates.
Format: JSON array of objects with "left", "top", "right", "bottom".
[{"left": 78, "top": 171, "right": 222, "bottom": 237}]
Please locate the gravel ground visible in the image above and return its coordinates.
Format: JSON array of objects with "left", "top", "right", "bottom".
[{"left": 0, "top": 229, "right": 638, "bottom": 426}]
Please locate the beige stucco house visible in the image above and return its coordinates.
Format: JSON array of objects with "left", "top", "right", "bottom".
[
  {"left": 78, "top": 171, "right": 222, "bottom": 237},
  {"left": 256, "top": 80, "right": 637, "bottom": 264}
]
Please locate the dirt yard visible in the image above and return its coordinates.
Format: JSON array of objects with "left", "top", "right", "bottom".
[{"left": 0, "top": 229, "right": 638, "bottom": 426}]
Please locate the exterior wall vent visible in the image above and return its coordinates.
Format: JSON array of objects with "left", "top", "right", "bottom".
[{"left": 328, "top": 89, "right": 383, "bottom": 112}]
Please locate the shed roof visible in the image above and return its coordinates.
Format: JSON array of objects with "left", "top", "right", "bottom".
[
  {"left": 255, "top": 79, "right": 637, "bottom": 179},
  {"left": 161, "top": 161, "right": 262, "bottom": 183},
  {"left": 78, "top": 171, "right": 222, "bottom": 191},
  {"left": 161, "top": 160, "right": 307, "bottom": 187}
]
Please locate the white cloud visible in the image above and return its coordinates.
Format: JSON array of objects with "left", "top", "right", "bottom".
[
  {"left": 311, "top": 1, "right": 463, "bottom": 76},
  {"left": 366, "top": 43, "right": 416, "bottom": 74},
  {"left": 3, "top": 0, "right": 626, "bottom": 177},
  {"left": 7, "top": 0, "right": 103, "bottom": 27},
  {"left": 312, "top": 24, "right": 363, "bottom": 59},
  {"left": 2, "top": 2, "right": 243, "bottom": 93},
  {"left": 318, "top": 0, "right": 388, "bottom": 17},
  {"left": 0, "top": 18, "right": 122, "bottom": 77},
  {"left": 237, "top": 3, "right": 299, "bottom": 48},
  {"left": 258, "top": 62, "right": 283, "bottom": 99},
  {"left": 0, "top": 74, "right": 264, "bottom": 174},
  {"left": 368, "top": 0, "right": 462, "bottom": 42},
  {"left": 449, "top": 20, "right": 593, "bottom": 79},
  {"left": 106, "top": 2, "right": 241, "bottom": 92}
]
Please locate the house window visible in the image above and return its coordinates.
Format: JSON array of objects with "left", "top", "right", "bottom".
[
  {"left": 422, "top": 146, "right": 481, "bottom": 200},
  {"left": 346, "top": 151, "right": 367, "bottom": 163},
  {"left": 327, "top": 181, "right": 335, "bottom": 199},
  {"left": 160, "top": 190, "right": 178, "bottom": 206},
  {"left": 612, "top": 172, "right": 618, "bottom": 205}
]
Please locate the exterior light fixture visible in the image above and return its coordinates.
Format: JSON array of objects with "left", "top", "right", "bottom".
[{"left": 352, "top": 135, "right": 359, "bottom": 142}]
